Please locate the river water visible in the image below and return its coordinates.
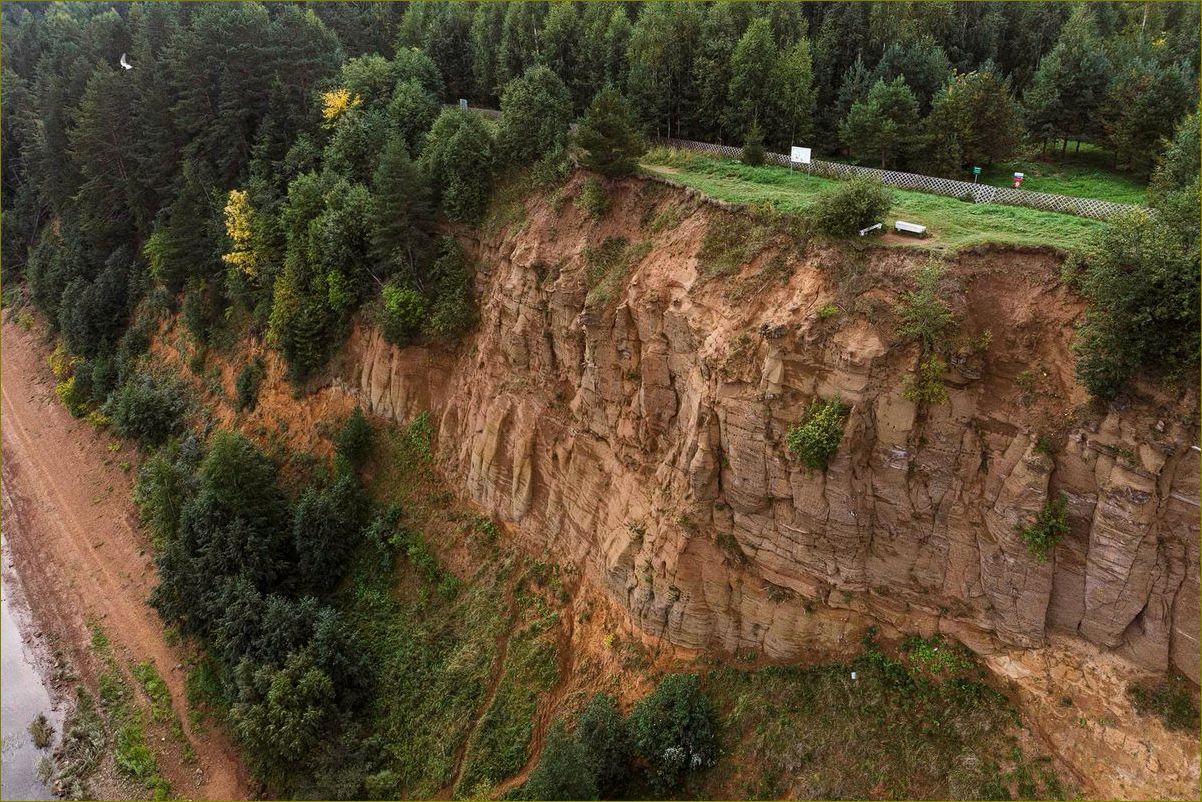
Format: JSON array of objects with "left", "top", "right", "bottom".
[{"left": 2, "top": 536, "right": 62, "bottom": 801}]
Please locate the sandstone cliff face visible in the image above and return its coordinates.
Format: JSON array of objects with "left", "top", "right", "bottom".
[{"left": 333, "top": 176, "right": 1199, "bottom": 794}]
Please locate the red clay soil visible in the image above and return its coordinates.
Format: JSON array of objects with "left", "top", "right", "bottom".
[{"left": 1, "top": 320, "right": 251, "bottom": 800}]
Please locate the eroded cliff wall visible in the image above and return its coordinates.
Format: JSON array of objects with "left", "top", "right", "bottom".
[{"left": 338, "top": 176, "right": 1199, "bottom": 693}]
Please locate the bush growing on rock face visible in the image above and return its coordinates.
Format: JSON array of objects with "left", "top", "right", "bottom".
[
  {"left": 235, "top": 358, "right": 266, "bottom": 412},
  {"left": 575, "top": 177, "right": 609, "bottom": 220},
  {"left": 902, "top": 355, "right": 949, "bottom": 405},
  {"left": 335, "top": 407, "right": 374, "bottom": 469},
  {"left": 895, "top": 261, "right": 956, "bottom": 352},
  {"left": 628, "top": 674, "right": 717, "bottom": 794},
  {"left": 786, "top": 398, "right": 849, "bottom": 471},
  {"left": 377, "top": 281, "right": 427, "bottom": 346},
  {"left": 1019, "top": 494, "right": 1070, "bottom": 562},
  {"left": 808, "top": 177, "right": 894, "bottom": 237},
  {"left": 425, "top": 238, "right": 476, "bottom": 338}
]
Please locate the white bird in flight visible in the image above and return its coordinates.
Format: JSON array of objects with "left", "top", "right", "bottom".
[{"left": 119, "top": 53, "right": 132, "bottom": 70}]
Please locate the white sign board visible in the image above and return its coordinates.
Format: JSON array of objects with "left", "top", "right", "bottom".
[{"left": 790, "top": 146, "right": 812, "bottom": 165}]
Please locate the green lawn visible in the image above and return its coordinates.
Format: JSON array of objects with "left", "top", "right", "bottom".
[
  {"left": 977, "top": 143, "right": 1149, "bottom": 204},
  {"left": 642, "top": 149, "right": 1108, "bottom": 253}
]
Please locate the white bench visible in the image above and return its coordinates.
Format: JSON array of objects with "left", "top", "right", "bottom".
[
  {"left": 858, "top": 222, "right": 882, "bottom": 237},
  {"left": 895, "top": 220, "right": 927, "bottom": 237}
]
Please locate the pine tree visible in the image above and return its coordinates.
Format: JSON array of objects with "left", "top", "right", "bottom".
[
  {"left": 925, "top": 67, "right": 1022, "bottom": 172},
  {"left": 873, "top": 34, "right": 954, "bottom": 114},
  {"left": 1023, "top": 6, "right": 1111, "bottom": 152},
  {"left": 370, "top": 136, "right": 435, "bottom": 283},
  {"left": 574, "top": 87, "right": 645, "bottom": 177},
  {"left": 1103, "top": 58, "right": 1193, "bottom": 173},
  {"left": 840, "top": 77, "right": 921, "bottom": 169},
  {"left": 419, "top": 109, "right": 495, "bottom": 224},
  {"left": 724, "top": 18, "right": 779, "bottom": 143}
]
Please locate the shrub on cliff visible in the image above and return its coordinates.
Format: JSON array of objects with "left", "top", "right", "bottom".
[
  {"left": 107, "top": 373, "right": 188, "bottom": 449},
  {"left": 1019, "top": 494, "right": 1070, "bottom": 562},
  {"left": 786, "top": 398, "right": 849, "bottom": 471},
  {"left": 629, "top": 674, "right": 717, "bottom": 793},
  {"left": 808, "top": 176, "right": 894, "bottom": 238},
  {"left": 574, "top": 87, "right": 645, "bottom": 178},
  {"left": 235, "top": 358, "right": 266, "bottom": 412},
  {"left": 335, "top": 407, "right": 374, "bottom": 468},
  {"left": 575, "top": 177, "right": 609, "bottom": 220},
  {"left": 425, "top": 238, "right": 476, "bottom": 338},
  {"left": 377, "top": 280, "right": 427, "bottom": 346}
]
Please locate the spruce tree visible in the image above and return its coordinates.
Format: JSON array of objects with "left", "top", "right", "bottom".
[
  {"left": 840, "top": 77, "right": 921, "bottom": 169},
  {"left": 370, "top": 136, "right": 435, "bottom": 282},
  {"left": 574, "top": 87, "right": 645, "bottom": 178}
]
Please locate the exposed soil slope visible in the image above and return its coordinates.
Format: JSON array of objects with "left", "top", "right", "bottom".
[{"left": 1, "top": 320, "right": 250, "bottom": 800}]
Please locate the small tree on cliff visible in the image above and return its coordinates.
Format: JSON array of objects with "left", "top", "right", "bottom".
[{"left": 574, "top": 86, "right": 646, "bottom": 177}]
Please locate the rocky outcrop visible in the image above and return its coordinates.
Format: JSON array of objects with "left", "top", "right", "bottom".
[{"left": 338, "top": 176, "right": 1199, "bottom": 666}]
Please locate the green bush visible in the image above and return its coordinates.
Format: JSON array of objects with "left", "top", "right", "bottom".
[
  {"left": 107, "top": 374, "right": 188, "bottom": 448},
  {"left": 808, "top": 176, "right": 894, "bottom": 237},
  {"left": 335, "top": 407, "right": 374, "bottom": 468},
  {"left": 576, "top": 693, "right": 630, "bottom": 797},
  {"left": 628, "top": 674, "right": 717, "bottom": 794},
  {"left": 235, "top": 358, "right": 266, "bottom": 412},
  {"left": 786, "top": 398, "right": 849, "bottom": 471},
  {"left": 575, "top": 177, "right": 609, "bottom": 220},
  {"left": 903, "top": 355, "right": 950, "bottom": 405},
  {"left": 1073, "top": 207, "right": 1199, "bottom": 400},
  {"left": 524, "top": 723, "right": 598, "bottom": 801},
  {"left": 1019, "top": 494, "right": 1070, "bottom": 562},
  {"left": 425, "top": 238, "right": 476, "bottom": 338},
  {"left": 895, "top": 261, "right": 956, "bottom": 352},
  {"left": 740, "top": 123, "right": 766, "bottom": 166},
  {"left": 377, "top": 281, "right": 427, "bottom": 346}
]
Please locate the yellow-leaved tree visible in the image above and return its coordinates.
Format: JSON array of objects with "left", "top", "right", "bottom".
[
  {"left": 321, "top": 88, "right": 361, "bottom": 126},
  {"left": 221, "top": 189, "right": 260, "bottom": 278}
]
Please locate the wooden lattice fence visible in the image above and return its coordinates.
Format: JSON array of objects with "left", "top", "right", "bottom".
[{"left": 660, "top": 137, "right": 1144, "bottom": 221}]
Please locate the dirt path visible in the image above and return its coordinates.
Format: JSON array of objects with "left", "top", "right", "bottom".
[
  {"left": 492, "top": 582, "right": 580, "bottom": 798},
  {"left": 439, "top": 589, "right": 518, "bottom": 800},
  {"left": 1, "top": 320, "right": 250, "bottom": 800}
]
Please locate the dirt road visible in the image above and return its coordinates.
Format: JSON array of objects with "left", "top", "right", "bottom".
[{"left": 1, "top": 320, "right": 250, "bottom": 800}]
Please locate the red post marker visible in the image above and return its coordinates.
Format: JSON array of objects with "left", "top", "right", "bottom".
[{"left": 1013, "top": 171, "right": 1025, "bottom": 190}]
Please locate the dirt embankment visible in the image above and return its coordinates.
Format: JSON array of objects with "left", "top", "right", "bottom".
[{"left": 1, "top": 320, "right": 250, "bottom": 800}]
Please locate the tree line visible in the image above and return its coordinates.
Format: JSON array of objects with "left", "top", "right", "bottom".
[{"left": 3, "top": 3, "right": 1197, "bottom": 399}]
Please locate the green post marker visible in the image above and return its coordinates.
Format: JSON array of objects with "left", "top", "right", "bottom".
[{"left": 972, "top": 166, "right": 981, "bottom": 184}]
